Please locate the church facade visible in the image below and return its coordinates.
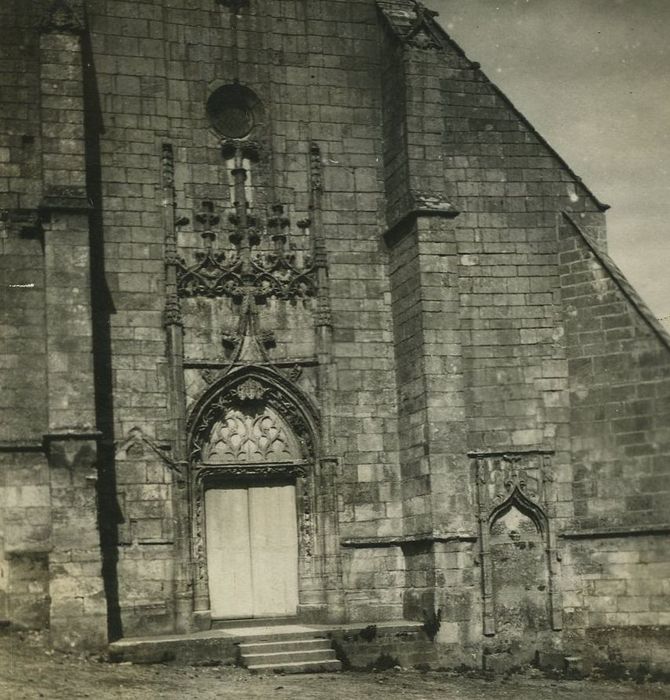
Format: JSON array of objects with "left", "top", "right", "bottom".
[{"left": 1, "top": 0, "right": 669, "bottom": 670}]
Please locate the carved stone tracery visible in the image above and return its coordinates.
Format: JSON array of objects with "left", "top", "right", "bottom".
[
  {"left": 159, "top": 84, "right": 331, "bottom": 623},
  {"left": 203, "top": 407, "right": 299, "bottom": 464},
  {"left": 176, "top": 246, "right": 317, "bottom": 303},
  {"left": 176, "top": 138, "right": 318, "bottom": 306},
  {"left": 189, "top": 373, "right": 316, "bottom": 466}
]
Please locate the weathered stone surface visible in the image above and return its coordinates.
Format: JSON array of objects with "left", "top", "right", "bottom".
[{"left": 0, "top": 0, "right": 668, "bottom": 673}]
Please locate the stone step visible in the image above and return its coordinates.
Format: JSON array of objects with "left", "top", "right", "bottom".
[
  {"left": 239, "top": 638, "right": 332, "bottom": 655},
  {"left": 212, "top": 616, "right": 296, "bottom": 630},
  {"left": 239, "top": 635, "right": 341, "bottom": 674},
  {"left": 246, "top": 658, "right": 342, "bottom": 674},
  {"left": 222, "top": 628, "right": 327, "bottom": 643},
  {"left": 243, "top": 648, "right": 338, "bottom": 666}
]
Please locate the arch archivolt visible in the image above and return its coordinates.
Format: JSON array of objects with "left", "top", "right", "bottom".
[{"left": 187, "top": 368, "right": 318, "bottom": 466}]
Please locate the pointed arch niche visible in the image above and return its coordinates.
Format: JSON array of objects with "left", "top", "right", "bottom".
[
  {"left": 186, "top": 367, "right": 321, "bottom": 625},
  {"left": 473, "top": 451, "right": 563, "bottom": 638}
]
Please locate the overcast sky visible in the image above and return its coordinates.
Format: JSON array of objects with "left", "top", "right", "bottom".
[{"left": 434, "top": 0, "right": 670, "bottom": 328}]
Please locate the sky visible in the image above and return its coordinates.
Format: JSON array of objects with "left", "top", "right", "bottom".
[{"left": 434, "top": 0, "right": 670, "bottom": 328}]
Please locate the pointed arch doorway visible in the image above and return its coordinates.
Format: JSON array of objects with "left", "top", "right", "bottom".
[
  {"left": 190, "top": 374, "right": 316, "bottom": 622},
  {"left": 205, "top": 479, "right": 299, "bottom": 619}
]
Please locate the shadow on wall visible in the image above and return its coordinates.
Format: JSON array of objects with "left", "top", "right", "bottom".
[{"left": 81, "top": 15, "right": 123, "bottom": 642}]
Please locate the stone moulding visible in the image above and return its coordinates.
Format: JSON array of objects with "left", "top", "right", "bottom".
[
  {"left": 340, "top": 532, "right": 477, "bottom": 548},
  {"left": 1, "top": 209, "right": 42, "bottom": 236},
  {"left": 39, "top": 185, "right": 92, "bottom": 214},
  {"left": 194, "top": 462, "right": 307, "bottom": 483},
  {"left": 383, "top": 192, "right": 460, "bottom": 247},
  {"left": 115, "top": 427, "right": 184, "bottom": 478},
  {"left": 560, "top": 523, "right": 670, "bottom": 539},
  {"left": 0, "top": 440, "right": 45, "bottom": 452}
]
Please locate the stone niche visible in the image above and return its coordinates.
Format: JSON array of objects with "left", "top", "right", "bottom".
[
  {"left": 490, "top": 505, "right": 550, "bottom": 637},
  {"left": 473, "top": 451, "right": 563, "bottom": 662}
]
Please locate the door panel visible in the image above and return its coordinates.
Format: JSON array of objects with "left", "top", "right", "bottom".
[
  {"left": 249, "top": 484, "right": 299, "bottom": 617},
  {"left": 205, "top": 482, "right": 298, "bottom": 619},
  {"left": 205, "top": 486, "right": 253, "bottom": 619}
]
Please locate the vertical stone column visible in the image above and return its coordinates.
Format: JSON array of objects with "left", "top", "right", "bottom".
[
  {"left": 380, "top": 6, "right": 470, "bottom": 620},
  {"left": 386, "top": 212, "right": 467, "bottom": 570},
  {"left": 160, "top": 143, "right": 192, "bottom": 632},
  {"left": 309, "top": 142, "right": 345, "bottom": 622},
  {"left": 38, "top": 1, "right": 107, "bottom": 649}
]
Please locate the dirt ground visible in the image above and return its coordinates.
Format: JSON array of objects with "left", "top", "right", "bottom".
[{"left": 1, "top": 631, "right": 669, "bottom": 700}]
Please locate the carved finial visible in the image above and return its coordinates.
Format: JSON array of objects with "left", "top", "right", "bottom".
[
  {"left": 232, "top": 378, "right": 267, "bottom": 402},
  {"left": 268, "top": 203, "right": 291, "bottom": 248},
  {"left": 412, "top": 1, "right": 439, "bottom": 19},
  {"left": 405, "top": 1, "right": 443, "bottom": 50},
  {"left": 315, "top": 298, "right": 333, "bottom": 328},
  {"left": 161, "top": 143, "right": 175, "bottom": 190},
  {"left": 309, "top": 143, "right": 323, "bottom": 194},
  {"left": 164, "top": 292, "right": 182, "bottom": 327}
]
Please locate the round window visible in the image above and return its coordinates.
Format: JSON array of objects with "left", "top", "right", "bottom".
[{"left": 206, "top": 84, "right": 260, "bottom": 139}]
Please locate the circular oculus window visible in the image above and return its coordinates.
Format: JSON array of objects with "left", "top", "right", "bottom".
[{"left": 206, "top": 84, "right": 259, "bottom": 138}]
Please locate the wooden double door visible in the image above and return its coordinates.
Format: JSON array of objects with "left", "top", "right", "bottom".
[{"left": 205, "top": 480, "right": 299, "bottom": 619}]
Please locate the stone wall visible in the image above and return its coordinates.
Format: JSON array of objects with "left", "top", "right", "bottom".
[
  {"left": 560, "top": 214, "right": 670, "bottom": 530},
  {"left": 556, "top": 214, "right": 670, "bottom": 668},
  {"left": 0, "top": 0, "right": 668, "bottom": 670}
]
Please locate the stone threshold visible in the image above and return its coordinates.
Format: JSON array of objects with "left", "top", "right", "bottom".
[
  {"left": 110, "top": 619, "right": 424, "bottom": 647},
  {"left": 108, "top": 620, "right": 428, "bottom": 665}
]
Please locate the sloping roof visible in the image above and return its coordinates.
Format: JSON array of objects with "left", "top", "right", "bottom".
[
  {"left": 376, "top": 1, "right": 610, "bottom": 212},
  {"left": 563, "top": 212, "right": 670, "bottom": 351}
]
